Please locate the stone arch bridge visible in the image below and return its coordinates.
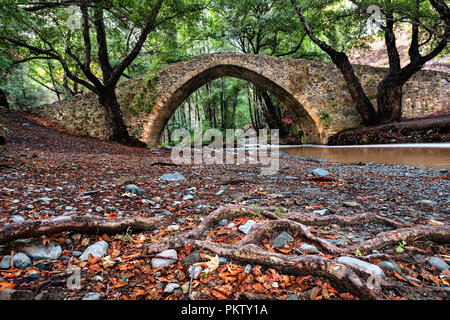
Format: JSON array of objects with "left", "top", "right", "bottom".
[{"left": 32, "top": 52, "right": 449, "bottom": 145}]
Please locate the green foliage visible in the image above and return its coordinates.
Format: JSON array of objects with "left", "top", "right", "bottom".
[{"left": 319, "top": 110, "right": 332, "bottom": 127}]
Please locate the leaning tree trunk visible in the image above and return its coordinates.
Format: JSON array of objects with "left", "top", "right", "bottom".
[
  {"left": 99, "top": 88, "right": 131, "bottom": 143},
  {"left": 377, "top": 76, "right": 403, "bottom": 122}
]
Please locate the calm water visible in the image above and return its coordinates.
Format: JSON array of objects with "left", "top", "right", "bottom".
[{"left": 281, "top": 143, "right": 450, "bottom": 169}]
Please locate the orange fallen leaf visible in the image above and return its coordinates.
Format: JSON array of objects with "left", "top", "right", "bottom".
[{"left": 0, "top": 281, "right": 16, "bottom": 290}]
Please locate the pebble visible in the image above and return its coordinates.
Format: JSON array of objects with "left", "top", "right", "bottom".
[
  {"left": 22, "top": 241, "right": 62, "bottom": 260},
  {"left": 336, "top": 256, "right": 385, "bottom": 278},
  {"left": 164, "top": 283, "right": 180, "bottom": 294},
  {"left": 415, "top": 199, "right": 437, "bottom": 206},
  {"left": 377, "top": 260, "right": 402, "bottom": 273},
  {"left": 286, "top": 294, "right": 298, "bottom": 300},
  {"left": 13, "top": 253, "right": 32, "bottom": 269},
  {"left": 79, "top": 241, "right": 109, "bottom": 261},
  {"left": 183, "top": 194, "right": 194, "bottom": 201},
  {"left": 427, "top": 256, "right": 449, "bottom": 271},
  {"left": 218, "top": 219, "right": 228, "bottom": 226},
  {"left": 188, "top": 265, "right": 203, "bottom": 279},
  {"left": 297, "top": 243, "right": 319, "bottom": 254},
  {"left": 82, "top": 292, "right": 101, "bottom": 300},
  {"left": 152, "top": 249, "right": 178, "bottom": 268},
  {"left": 238, "top": 220, "right": 256, "bottom": 234},
  {"left": 313, "top": 209, "right": 328, "bottom": 216},
  {"left": 343, "top": 201, "right": 359, "bottom": 207},
  {"left": 0, "top": 256, "right": 11, "bottom": 269},
  {"left": 159, "top": 172, "right": 185, "bottom": 181},
  {"left": 244, "top": 264, "right": 252, "bottom": 274},
  {"left": 182, "top": 251, "right": 202, "bottom": 268},
  {"left": 311, "top": 168, "right": 330, "bottom": 176},
  {"left": 124, "top": 184, "right": 145, "bottom": 196},
  {"left": 226, "top": 222, "right": 236, "bottom": 229},
  {"left": 272, "top": 232, "right": 294, "bottom": 248},
  {"left": 11, "top": 215, "right": 25, "bottom": 224}
]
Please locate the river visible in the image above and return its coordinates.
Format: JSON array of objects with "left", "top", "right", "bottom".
[{"left": 280, "top": 143, "right": 450, "bottom": 169}]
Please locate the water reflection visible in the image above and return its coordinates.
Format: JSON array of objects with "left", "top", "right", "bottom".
[{"left": 281, "top": 143, "right": 450, "bottom": 169}]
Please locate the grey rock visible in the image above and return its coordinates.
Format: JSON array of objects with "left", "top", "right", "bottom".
[
  {"left": 427, "top": 257, "right": 449, "bottom": 271},
  {"left": 377, "top": 260, "right": 401, "bottom": 273},
  {"left": 336, "top": 256, "right": 385, "bottom": 278},
  {"left": 0, "top": 255, "right": 11, "bottom": 269},
  {"left": 124, "top": 184, "right": 145, "bottom": 196},
  {"left": 313, "top": 209, "right": 329, "bottom": 216},
  {"left": 297, "top": 243, "right": 319, "bottom": 254},
  {"left": 164, "top": 283, "right": 180, "bottom": 294},
  {"left": 343, "top": 201, "right": 359, "bottom": 207},
  {"left": 238, "top": 220, "right": 256, "bottom": 234},
  {"left": 219, "top": 257, "right": 228, "bottom": 266},
  {"left": 218, "top": 219, "right": 228, "bottom": 226},
  {"left": 11, "top": 215, "right": 25, "bottom": 224},
  {"left": 22, "top": 241, "right": 62, "bottom": 260},
  {"left": 272, "top": 232, "right": 294, "bottom": 248},
  {"left": 188, "top": 265, "right": 203, "bottom": 279},
  {"left": 182, "top": 194, "right": 194, "bottom": 201},
  {"left": 286, "top": 294, "right": 298, "bottom": 300},
  {"left": 311, "top": 168, "right": 330, "bottom": 176},
  {"left": 416, "top": 199, "right": 437, "bottom": 206},
  {"left": 413, "top": 254, "right": 426, "bottom": 263},
  {"left": 152, "top": 249, "right": 178, "bottom": 268},
  {"left": 72, "top": 251, "right": 83, "bottom": 257},
  {"left": 182, "top": 251, "right": 202, "bottom": 268},
  {"left": 159, "top": 172, "right": 185, "bottom": 181},
  {"left": 226, "top": 222, "right": 236, "bottom": 229},
  {"left": 244, "top": 264, "right": 252, "bottom": 274},
  {"left": 13, "top": 253, "right": 32, "bottom": 269},
  {"left": 79, "top": 241, "right": 108, "bottom": 261},
  {"left": 82, "top": 292, "right": 101, "bottom": 300}
]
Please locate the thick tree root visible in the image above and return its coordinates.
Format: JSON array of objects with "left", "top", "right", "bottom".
[
  {"left": 1, "top": 204, "right": 449, "bottom": 300},
  {"left": 288, "top": 211, "right": 404, "bottom": 229},
  {"left": 145, "top": 238, "right": 383, "bottom": 300},
  {"left": 348, "top": 225, "right": 450, "bottom": 254},
  {"left": 236, "top": 219, "right": 343, "bottom": 255},
  {"left": 0, "top": 215, "right": 165, "bottom": 245}
]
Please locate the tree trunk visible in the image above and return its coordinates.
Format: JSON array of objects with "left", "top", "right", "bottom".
[
  {"left": 377, "top": 77, "right": 403, "bottom": 122},
  {"left": 100, "top": 88, "right": 131, "bottom": 143},
  {"left": 0, "top": 88, "right": 9, "bottom": 110}
]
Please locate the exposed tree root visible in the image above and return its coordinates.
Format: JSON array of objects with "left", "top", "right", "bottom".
[
  {"left": 1, "top": 204, "right": 449, "bottom": 300},
  {"left": 183, "top": 205, "right": 280, "bottom": 239},
  {"left": 236, "top": 219, "right": 343, "bottom": 255},
  {"left": 0, "top": 215, "right": 166, "bottom": 245},
  {"left": 288, "top": 211, "right": 404, "bottom": 229},
  {"left": 145, "top": 238, "right": 383, "bottom": 300},
  {"left": 348, "top": 225, "right": 450, "bottom": 254}
]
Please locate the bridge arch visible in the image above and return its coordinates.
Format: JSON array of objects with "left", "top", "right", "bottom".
[{"left": 141, "top": 53, "right": 321, "bottom": 146}]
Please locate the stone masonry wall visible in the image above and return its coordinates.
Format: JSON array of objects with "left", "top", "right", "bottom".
[{"left": 30, "top": 52, "right": 449, "bottom": 145}]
